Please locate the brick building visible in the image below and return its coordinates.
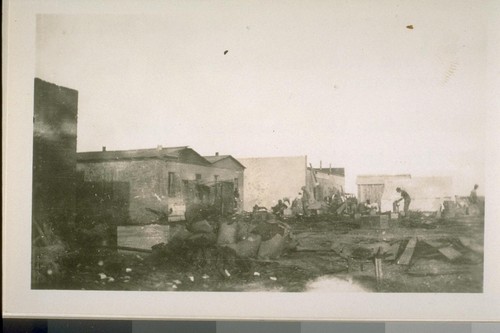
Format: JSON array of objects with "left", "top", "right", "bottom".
[
  {"left": 77, "top": 146, "right": 244, "bottom": 224},
  {"left": 203, "top": 153, "right": 246, "bottom": 211}
]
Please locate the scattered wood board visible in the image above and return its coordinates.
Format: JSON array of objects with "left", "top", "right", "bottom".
[
  {"left": 295, "top": 247, "right": 335, "bottom": 253},
  {"left": 407, "top": 259, "right": 467, "bottom": 276},
  {"left": 397, "top": 237, "right": 417, "bottom": 265},
  {"left": 385, "top": 242, "right": 400, "bottom": 261},
  {"left": 424, "top": 240, "right": 443, "bottom": 248},
  {"left": 437, "top": 246, "right": 462, "bottom": 261},
  {"left": 458, "top": 237, "right": 484, "bottom": 254},
  {"left": 423, "top": 240, "right": 463, "bottom": 261}
]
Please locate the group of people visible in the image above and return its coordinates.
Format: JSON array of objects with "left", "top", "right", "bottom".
[
  {"left": 264, "top": 184, "right": 480, "bottom": 219},
  {"left": 271, "top": 186, "right": 311, "bottom": 218},
  {"left": 267, "top": 186, "right": 314, "bottom": 219}
]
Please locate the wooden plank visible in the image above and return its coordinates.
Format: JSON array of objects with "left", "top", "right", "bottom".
[
  {"left": 397, "top": 238, "right": 417, "bottom": 265},
  {"left": 438, "top": 246, "right": 462, "bottom": 261},
  {"left": 408, "top": 259, "right": 467, "bottom": 276},
  {"left": 423, "top": 240, "right": 444, "bottom": 248},
  {"left": 458, "top": 237, "right": 484, "bottom": 254},
  {"left": 102, "top": 245, "right": 153, "bottom": 253},
  {"left": 385, "top": 242, "right": 400, "bottom": 261}
]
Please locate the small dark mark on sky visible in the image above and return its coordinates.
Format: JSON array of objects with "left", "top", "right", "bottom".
[
  {"left": 406, "top": 25, "right": 414, "bottom": 30},
  {"left": 224, "top": 50, "right": 228, "bottom": 55}
]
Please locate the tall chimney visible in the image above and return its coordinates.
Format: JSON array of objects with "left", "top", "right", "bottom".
[
  {"left": 102, "top": 146, "right": 106, "bottom": 152},
  {"left": 215, "top": 152, "right": 219, "bottom": 156}
]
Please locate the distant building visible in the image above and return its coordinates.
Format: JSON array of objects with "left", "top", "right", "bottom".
[
  {"left": 77, "top": 146, "right": 243, "bottom": 223},
  {"left": 237, "top": 156, "right": 345, "bottom": 211},
  {"left": 356, "top": 174, "right": 453, "bottom": 212},
  {"left": 203, "top": 152, "right": 246, "bottom": 212},
  {"left": 357, "top": 174, "right": 411, "bottom": 209},
  {"left": 308, "top": 167, "right": 346, "bottom": 200}
]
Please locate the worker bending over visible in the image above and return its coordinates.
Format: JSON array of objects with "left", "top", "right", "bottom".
[{"left": 395, "top": 187, "right": 411, "bottom": 217}]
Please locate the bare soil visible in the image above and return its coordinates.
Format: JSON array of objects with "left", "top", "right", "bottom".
[{"left": 35, "top": 215, "right": 484, "bottom": 293}]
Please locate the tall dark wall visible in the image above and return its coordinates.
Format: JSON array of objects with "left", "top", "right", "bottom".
[{"left": 32, "top": 78, "right": 78, "bottom": 242}]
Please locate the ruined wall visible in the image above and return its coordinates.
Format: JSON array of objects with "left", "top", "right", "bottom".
[
  {"left": 312, "top": 172, "right": 345, "bottom": 200},
  {"left": 209, "top": 158, "right": 245, "bottom": 211},
  {"left": 77, "top": 159, "right": 166, "bottom": 224},
  {"left": 238, "top": 156, "right": 307, "bottom": 211},
  {"left": 75, "top": 180, "right": 130, "bottom": 247},
  {"left": 77, "top": 159, "right": 242, "bottom": 223},
  {"left": 158, "top": 161, "right": 241, "bottom": 218},
  {"left": 32, "top": 78, "right": 78, "bottom": 240}
]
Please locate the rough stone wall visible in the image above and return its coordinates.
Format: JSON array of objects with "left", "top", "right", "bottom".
[
  {"left": 76, "top": 159, "right": 242, "bottom": 223},
  {"left": 77, "top": 159, "right": 166, "bottom": 224}
]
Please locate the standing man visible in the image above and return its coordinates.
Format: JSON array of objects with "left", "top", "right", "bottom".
[
  {"left": 470, "top": 184, "right": 479, "bottom": 204},
  {"left": 301, "top": 186, "right": 310, "bottom": 216},
  {"left": 395, "top": 187, "right": 411, "bottom": 217},
  {"left": 292, "top": 193, "right": 304, "bottom": 217}
]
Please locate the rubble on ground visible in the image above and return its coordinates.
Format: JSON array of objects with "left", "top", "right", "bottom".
[{"left": 35, "top": 196, "right": 484, "bottom": 293}]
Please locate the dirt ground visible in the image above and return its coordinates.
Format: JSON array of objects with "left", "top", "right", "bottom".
[{"left": 36, "top": 214, "right": 484, "bottom": 293}]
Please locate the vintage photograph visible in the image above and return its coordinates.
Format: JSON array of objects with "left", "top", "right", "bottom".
[{"left": 31, "top": 4, "right": 486, "bottom": 294}]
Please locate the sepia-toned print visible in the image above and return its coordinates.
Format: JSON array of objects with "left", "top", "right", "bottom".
[{"left": 32, "top": 10, "right": 485, "bottom": 293}]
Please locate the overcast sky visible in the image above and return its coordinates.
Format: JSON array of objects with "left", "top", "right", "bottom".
[{"left": 35, "top": 1, "right": 487, "bottom": 194}]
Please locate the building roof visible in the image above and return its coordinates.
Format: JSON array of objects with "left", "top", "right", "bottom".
[
  {"left": 203, "top": 155, "right": 230, "bottom": 163},
  {"left": 203, "top": 155, "right": 246, "bottom": 170},
  {"left": 77, "top": 146, "right": 211, "bottom": 166},
  {"left": 312, "top": 167, "right": 345, "bottom": 177},
  {"left": 356, "top": 174, "right": 411, "bottom": 185}
]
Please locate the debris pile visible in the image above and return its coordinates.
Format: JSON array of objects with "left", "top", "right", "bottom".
[
  {"left": 149, "top": 208, "right": 299, "bottom": 281},
  {"left": 151, "top": 216, "right": 250, "bottom": 279},
  {"left": 223, "top": 212, "right": 297, "bottom": 259}
]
